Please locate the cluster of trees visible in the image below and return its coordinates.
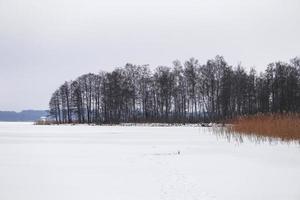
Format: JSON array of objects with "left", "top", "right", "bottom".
[{"left": 49, "top": 56, "right": 300, "bottom": 124}]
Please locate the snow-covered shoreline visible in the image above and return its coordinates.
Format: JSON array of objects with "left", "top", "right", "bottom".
[{"left": 33, "top": 121, "right": 223, "bottom": 127}]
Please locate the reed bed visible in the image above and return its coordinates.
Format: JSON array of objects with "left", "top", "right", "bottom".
[{"left": 227, "top": 113, "right": 300, "bottom": 142}]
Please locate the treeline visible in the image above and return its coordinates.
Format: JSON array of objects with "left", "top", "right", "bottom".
[{"left": 49, "top": 56, "right": 300, "bottom": 124}]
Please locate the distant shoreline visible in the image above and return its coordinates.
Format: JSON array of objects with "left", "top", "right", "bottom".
[{"left": 0, "top": 110, "right": 47, "bottom": 122}]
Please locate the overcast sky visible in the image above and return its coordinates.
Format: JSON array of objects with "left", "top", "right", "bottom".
[{"left": 0, "top": 0, "right": 299, "bottom": 111}]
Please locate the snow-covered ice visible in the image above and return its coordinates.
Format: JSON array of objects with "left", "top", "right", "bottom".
[{"left": 0, "top": 122, "right": 299, "bottom": 200}]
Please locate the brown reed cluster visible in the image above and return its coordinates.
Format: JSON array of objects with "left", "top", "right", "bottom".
[{"left": 228, "top": 113, "right": 300, "bottom": 142}]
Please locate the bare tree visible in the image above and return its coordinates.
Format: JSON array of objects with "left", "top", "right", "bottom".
[{"left": 49, "top": 56, "right": 300, "bottom": 124}]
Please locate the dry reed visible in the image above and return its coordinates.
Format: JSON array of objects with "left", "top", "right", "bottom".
[{"left": 228, "top": 113, "right": 300, "bottom": 142}]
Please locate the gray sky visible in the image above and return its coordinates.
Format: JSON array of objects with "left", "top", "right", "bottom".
[{"left": 0, "top": 0, "right": 299, "bottom": 111}]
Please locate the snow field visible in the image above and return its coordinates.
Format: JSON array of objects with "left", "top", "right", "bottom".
[{"left": 0, "top": 122, "right": 299, "bottom": 200}]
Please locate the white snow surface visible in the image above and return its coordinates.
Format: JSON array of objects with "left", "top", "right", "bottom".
[{"left": 0, "top": 122, "right": 299, "bottom": 200}]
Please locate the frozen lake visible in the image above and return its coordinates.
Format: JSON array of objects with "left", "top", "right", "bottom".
[{"left": 0, "top": 122, "right": 299, "bottom": 200}]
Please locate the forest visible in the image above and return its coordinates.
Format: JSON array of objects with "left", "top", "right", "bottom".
[{"left": 49, "top": 56, "right": 300, "bottom": 124}]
